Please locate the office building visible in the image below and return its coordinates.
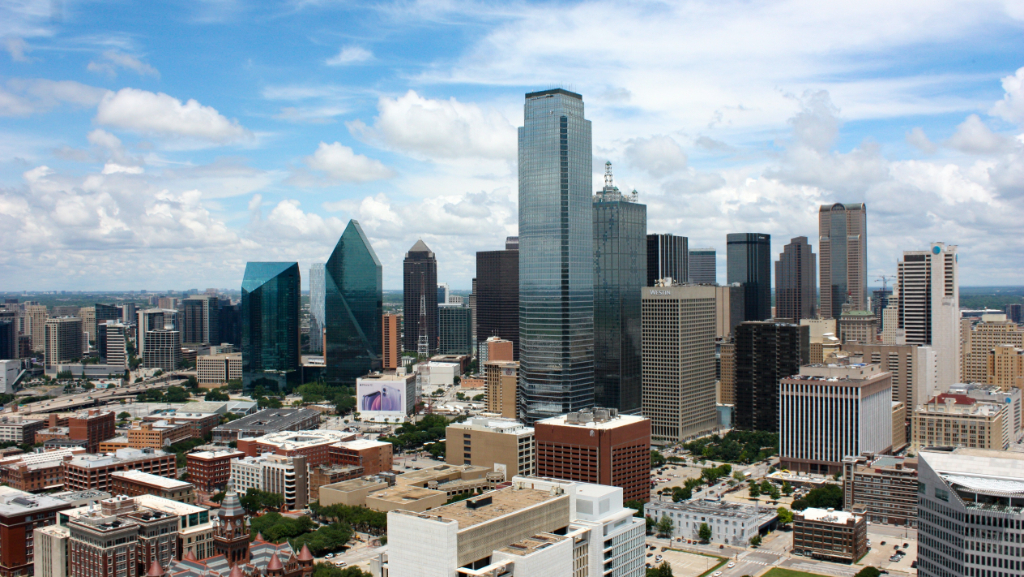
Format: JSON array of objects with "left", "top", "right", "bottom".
[
  {"left": 438, "top": 304, "right": 472, "bottom": 355},
  {"left": 25, "top": 304, "right": 48, "bottom": 353},
  {"left": 197, "top": 353, "right": 241, "bottom": 385},
  {"left": 594, "top": 164, "right": 646, "bottom": 414},
  {"left": 236, "top": 428, "right": 351, "bottom": 467},
  {"left": 839, "top": 307, "right": 877, "bottom": 344},
  {"left": 183, "top": 295, "right": 219, "bottom": 346},
  {"left": 897, "top": 242, "right": 960, "bottom": 388},
  {"left": 446, "top": 418, "right": 536, "bottom": 478},
  {"left": 916, "top": 447, "right": 1024, "bottom": 577},
  {"left": 715, "top": 283, "right": 745, "bottom": 338},
  {"left": 1, "top": 489, "right": 77, "bottom": 577},
  {"left": 308, "top": 262, "right": 325, "bottom": 354},
  {"left": 382, "top": 313, "right": 400, "bottom": 370},
  {"left": 842, "top": 453, "right": 919, "bottom": 527},
  {"left": 325, "top": 220, "right": 383, "bottom": 385},
  {"left": 535, "top": 410, "right": 650, "bottom": 502},
  {"left": 775, "top": 236, "right": 816, "bottom": 322},
  {"left": 645, "top": 499, "right": 777, "bottom": 546},
  {"left": 779, "top": 357, "right": 893, "bottom": 475},
  {"left": 801, "top": 318, "right": 838, "bottom": 364},
  {"left": 210, "top": 408, "right": 320, "bottom": 443},
  {"left": 65, "top": 496, "right": 179, "bottom": 577},
  {"left": 485, "top": 360, "right": 519, "bottom": 419},
  {"left": 733, "top": 321, "right": 809, "bottom": 431},
  {"left": 230, "top": 454, "right": 308, "bottom": 511},
  {"left": 217, "top": 299, "right": 240, "bottom": 347},
  {"left": 186, "top": 449, "right": 245, "bottom": 493},
  {"left": 1006, "top": 303, "right": 1023, "bottom": 324},
  {"left": 641, "top": 283, "right": 718, "bottom": 442},
  {"left": 792, "top": 508, "right": 867, "bottom": 564},
  {"left": 241, "top": 262, "right": 301, "bottom": 391},
  {"left": 518, "top": 88, "right": 595, "bottom": 424},
  {"left": 726, "top": 233, "right": 771, "bottom": 321},
  {"left": 0, "top": 319, "right": 15, "bottom": 360},
  {"left": 63, "top": 448, "right": 176, "bottom": 492},
  {"left": 126, "top": 421, "right": 191, "bottom": 449},
  {"left": 961, "top": 314, "right": 1023, "bottom": 386},
  {"left": 475, "top": 239, "right": 519, "bottom": 359},
  {"left": 688, "top": 247, "right": 716, "bottom": 284},
  {"left": 718, "top": 340, "right": 735, "bottom": 405},
  {"left": 403, "top": 240, "right": 438, "bottom": 355},
  {"left": 98, "top": 322, "right": 128, "bottom": 368},
  {"left": 78, "top": 306, "right": 96, "bottom": 346},
  {"left": 913, "top": 391, "right": 1019, "bottom": 451},
  {"left": 143, "top": 330, "right": 181, "bottom": 372},
  {"left": 841, "top": 343, "right": 938, "bottom": 432},
  {"left": 989, "top": 344, "right": 1024, "bottom": 390},
  {"left": 45, "top": 317, "right": 83, "bottom": 367},
  {"left": 482, "top": 336, "right": 513, "bottom": 364},
  {"left": 327, "top": 439, "right": 393, "bottom": 475},
  {"left": 646, "top": 233, "right": 686, "bottom": 286},
  {"left": 872, "top": 288, "right": 892, "bottom": 333},
  {"left": 94, "top": 303, "right": 121, "bottom": 327},
  {"left": 0, "top": 447, "right": 83, "bottom": 492},
  {"left": 0, "top": 415, "right": 46, "bottom": 445},
  {"left": 136, "top": 309, "right": 164, "bottom": 357},
  {"left": 819, "top": 203, "right": 868, "bottom": 318},
  {"left": 110, "top": 470, "right": 195, "bottom": 504}
]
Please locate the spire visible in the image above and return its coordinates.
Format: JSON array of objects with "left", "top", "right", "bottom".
[
  {"left": 229, "top": 566, "right": 244, "bottom": 577},
  {"left": 255, "top": 532, "right": 264, "bottom": 542},
  {"left": 267, "top": 554, "right": 283, "bottom": 572},
  {"left": 147, "top": 561, "right": 166, "bottom": 577},
  {"left": 297, "top": 544, "right": 314, "bottom": 562},
  {"left": 184, "top": 550, "right": 198, "bottom": 562}
]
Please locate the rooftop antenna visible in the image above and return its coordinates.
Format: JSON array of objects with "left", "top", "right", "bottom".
[{"left": 604, "top": 161, "right": 613, "bottom": 189}]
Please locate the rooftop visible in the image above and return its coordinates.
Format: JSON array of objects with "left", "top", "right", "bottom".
[
  {"left": 0, "top": 487, "right": 69, "bottom": 516},
  {"left": 650, "top": 499, "right": 768, "bottom": 520},
  {"left": 368, "top": 486, "right": 442, "bottom": 503},
  {"left": 537, "top": 409, "right": 647, "bottom": 429},
  {"left": 111, "top": 470, "right": 192, "bottom": 489},
  {"left": 335, "top": 438, "right": 390, "bottom": 451},
  {"left": 497, "top": 533, "right": 567, "bottom": 557},
  {"left": 244, "top": 428, "right": 351, "bottom": 448},
  {"left": 213, "top": 408, "right": 319, "bottom": 433},
  {"left": 134, "top": 494, "right": 208, "bottom": 516},
  {"left": 395, "top": 486, "right": 565, "bottom": 531},
  {"left": 450, "top": 418, "right": 534, "bottom": 436},
  {"left": 67, "top": 448, "right": 171, "bottom": 468},
  {"left": 188, "top": 449, "right": 245, "bottom": 460},
  {"left": 322, "top": 476, "right": 390, "bottom": 492},
  {"left": 799, "top": 507, "right": 861, "bottom": 524},
  {"left": 397, "top": 464, "right": 489, "bottom": 486}
]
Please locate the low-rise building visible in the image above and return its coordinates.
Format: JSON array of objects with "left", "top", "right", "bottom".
[
  {"left": 948, "top": 381, "right": 1023, "bottom": 439},
  {"left": 127, "top": 421, "right": 192, "bottom": 449},
  {"left": 197, "top": 354, "right": 241, "bottom": 386},
  {"left": 645, "top": 499, "right": 777, "bottom": 546},
  {"left": 445, "top": 417, "right": 535, "bottom": 478},
  {"left": 0, "top": 488, "right": 77, "bottom": 577},
  {"left": 327, "top": 439, "right": 393, "bottom": 475},
  {"left": 134, "top": 495, "right": 214, "bottom": 561},
  {"left": 186, "top": 450, "right": 244, "bottom": 493},
  {"left": 229, "top": 454, "right": 308, "bottom": 511},
  {"left": 913, "top": 392, "right": 1016, "bottom": 451},
  {"left": 210, "top": 409, "right": 320, "bottom": 443},
  {"left": 0, "top": 448, "right": 84, "bottom": 492},
  {"left": 110, "top": 471, "right": 196, "bottom": 504},
  {"left": 142, "top": 412, "right": 220, "bottom": 439},
  {"left": 792, "top": 508, "right": 867, "bottom": 564},
  {"left": 308, "top": 465, "right": 364, "bottom": 501},
  {"left": 319, "top": 476, "right": 392, "bottom": 508},
  {"left": 842, "top": 453, "right": 918, "bottom": 527},
  {"left": 0, "top": 415, "right": 46, "bottom": 444},
  {"left": 63, "top": 448, "right": 176, "bottom": 492},
  {"left": 237, "top": 429, "right": 352, "bottom": 467}
]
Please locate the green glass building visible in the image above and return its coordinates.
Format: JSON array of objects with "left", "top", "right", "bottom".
[
  {"left": 325, "top": 220, "right": 383, "bottom": 385},
  {"left": 241, "top": 261, "right": 301, "bottom": 391}
]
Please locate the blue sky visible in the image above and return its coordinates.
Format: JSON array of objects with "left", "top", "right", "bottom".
[{"left": 1, "top": 0, "right": 1022, "bottom": 291}]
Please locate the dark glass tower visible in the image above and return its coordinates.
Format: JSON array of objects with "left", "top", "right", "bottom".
[
  {"left": 774, "top": 236, "right": 817, "bottom": 322},
  {"left": 438, "top": 305, "right": 472, "bottom": 355},
  {"left": 325, "top": 220, "right": 383, "bottom": 385},
  {"left": 241, "top": 262, "right": 300, "bottom": 391},
  {"left": 218, "top": 299, "right": 241, "bottom": 346},
  {"left": 475, "top": 240, "right": 519, "bottom": 359},
  {"left": 733, "top": 321, "right": 808, "bottom": 431},
  {"left": 594, "top": 163, "right": 646, "bottom": 414},
  {"left": 727, "top": 233, "right": 772, "bottom": 321},
  {"left": 518, "top": 88, "right": 594, "bottom": 424},
  {"left": 646, "top": 233, "right": 686, "bottom": 286},
  {"left": 403, "top": 240, "right": 438, "bottom": 355}
]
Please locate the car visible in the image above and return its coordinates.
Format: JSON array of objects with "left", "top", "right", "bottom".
[
  {"left": 324, "top": 554, "right": 334, "bottom": 559},
  {"left": 880, "top": 541, "right": 886, "bottom": 546},
  {"left": 894, "top": 545, "right": 900, "bottom": 550},
  {"left": 727, "top": 562, "right": 735, "bottom": 568},
  {"left": 655, "top": 556, "right": 662, "bottom": 563},
  {"left": 903, "top": 543, "right": 909, "bottom": 548},
  {"left": 647, "top": 553, "right": 653, "bottom": 557},
  {"left": 713, "top": 572, "right": 723, "bottom": 577}
]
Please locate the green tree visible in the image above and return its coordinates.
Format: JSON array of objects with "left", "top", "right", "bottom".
[
  {"left": 698, "top": 522, "right": 712, "bottom": 542},
  {"left": 777, "top": 507, "right": 793, "bottom": 526},
  {"left": 651, "top": 450, "right": 666, "bottom": 468},
  {"left": 471, "top": 394, "right": 484, "bottom": 402},
  {"left": 645, "top": 516, "right": 655, "bottom": 535},
  {"left": 312, "top": 564, "right": 373, "bottom": 577},
  {"left": 646, "top": 562, "right": 673, "bottom": 577},
  {"left": 748, "top": 482, "right": 760, "bottom": 499},
  {"left": 769, "top": 486, "right": 781, "bottom": 500},
  {"left": 624, "top": 500, "right": 644, "bottom": 517},
  {"left": 781, "top": 481, "right": 793, "bottom": 496},
  {"left": 117, "top": 412, "right": 131, "bottom": 420},
  {"left": 206, "top": 389, "right": 230, "bottom": 402},
  {"left": 163, "top": 386, "right": 190, "bottom": 403},
  {"left": 656, "top": 515, "right": 674, "bottom": 537},
  {"left": 797, "top": 484, "right": 843, "bottom": 511},
  {"left": 210, "top": 491, "right": 226, "bottom": 503},
  {"left": 749, "top": 534, "right": 761, "bottom": 547},
  {"left": 759, "top": 480, "right": 772, "bottom": 494},
  {"left": 853, "top": 568, "right": 881, "bottom": 577}
]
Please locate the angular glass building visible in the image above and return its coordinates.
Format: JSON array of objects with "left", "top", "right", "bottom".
[
  {"left": 309, "top": 263, "right": 325, "bottom": 354},
  {"left": 727, "top": 233, "right": 772, "bottom": 321},
  {"left": 593, "top": 162, "right": 646, "bottom": 414},
  {"left": 518, "top": 88, "right": 594, "bottom": 424},
  {"left": 325, "top": 220, "right": 383, "bottom": 385},
  {"left": 241, "top": 262, "right": 300, "bottom": 391}
]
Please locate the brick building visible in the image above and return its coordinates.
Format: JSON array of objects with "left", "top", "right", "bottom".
[
  {"left": 236, "top": 429, "right": 352, "bottom": 468},
  {"left": 210, "top": 409, "right": 320, "bottom": 443},
  {"left": 63, "top": 449, "right": 176, "bottom": 492},
  {"left": 327, "top": 439, "right": 393, "bottom": 475},
  {"left": 534, "top": 410, "right": 651, "bottom": 502},
  {"left": 793, "top": 508, "right": 868, "bottom": 564},
  {"left": 842, "top": 453, "right": 919, "bottom": 527},
  {"left": 142, "top": 413, "right": 220, "bottom": 439},
  {"left": 186, "top": 450, "right": 244, "bottom": 493},
  {"left": 110, "top": 471, "right": 196, "bottom": 504},
  {"left": 66, "top": 495, "right": 179, "bottom": 577},
  {"left": 308, "top": 465, "right": 364, "bottom": 501},
  {"left": 127, "top": 422, "right": 192, "bottom": 449},
  {"left": 0, "top": 489, "right": 76, "bottom": 577},
  {"left": 0, "top": 415, "right": 47, "bottom": 445},
  {"left": 0, "top": 448, "right": 84, "bottom": 492},
  {"left": 68, "top": 410, "right": 117, "bottom": 453}
]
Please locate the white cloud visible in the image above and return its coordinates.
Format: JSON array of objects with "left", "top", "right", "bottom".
[
  {"left": 94, "top": 88, "right": 252, "bottom": 144},
  {"left": 990, "top": 66, "right": 1024, "bottom": 125},
  {"left": 289, "top": 142, "right": 395, "bottom": 185},
  {"left": 945, "top": 114, "right": 1013, "bottom": 154},
  {"left": 4, "top": 37, "right": 29, "bottom": 62},
  {"left": 87, "top": 51, "right": 160, "bottom": 78},
  {"left": 623, "top": 135, "right": 688, "bottom": 177},
  {"left": 906, "top": 127, "right": 937, "bottom": 154},
  {"left": 348, "top": 90, "right": 516, "bottom": 160},
  {"left": 101, "top": 163, "right": 144, "bottom": 175},
  {"left": 325, "top": 46, "right": 372, "bottom": 66},
  {"left": 0, "top": 79, "right": 109, "bottom": 116}
]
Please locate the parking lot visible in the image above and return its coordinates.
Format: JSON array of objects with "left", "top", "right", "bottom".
[{"left": 644, "top": 546, "right": 726, "bottom": 577}]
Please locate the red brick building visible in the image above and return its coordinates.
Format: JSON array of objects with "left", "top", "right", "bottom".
[
  {"left": 186, "top": 450, "right": 244, "bottom": 493},
  {"left": 143, "top": 412, "right": 221, "bottom": 439},
  {"left": 0, "top": 489, "right": 75, "bottom": 577},
  {"left": 0, "top": 448, "right": 84, "bottom": 492},
  {"left": 63, "top": 448, "right": 177, "bottom": 492},
  {"left": 535, "top": 410, "right": 651, "bottom": 502},
  {"left": 236, "top": 430, "right": 354, "bottom": 468},
  {"left": 328, "top": 439, "right": 393, "bottom": 475},
  {"left": 68, "top": 409, "right": 117, "bottom": 453}
]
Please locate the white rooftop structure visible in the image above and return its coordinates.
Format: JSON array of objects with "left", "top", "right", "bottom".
[
  {"left": 536, "top": 409, "right": 647, "bottom": 430},
  {"left": 110, "top": 469, "right": 192, "bottom": 489},
  {"left": 799, "top": 507, "right": 861, "bottom": 524},
  {"left": 337, "top": 438, "right": 390, "bottom": 451},
  {"left": 242, "top": 428, "right": 351, "bottom": 448},
  {"left": 450, "top": 418, "right": 534, "bottom": 436}
]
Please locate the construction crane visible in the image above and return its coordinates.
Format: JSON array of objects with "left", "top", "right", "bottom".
[{"left": 875, "top": 275, "right": 895, "bottom": 292}]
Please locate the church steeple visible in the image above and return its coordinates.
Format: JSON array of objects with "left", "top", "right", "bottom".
[{"left": 213, "top": 488, "right": 250, "bottom": 565}]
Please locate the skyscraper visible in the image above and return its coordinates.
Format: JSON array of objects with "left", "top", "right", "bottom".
[
  {"left": 518, "top": 88, "right": 594, "bottom": 424},
  {"left": 646, "top": 233, "right": 686, "bottom": 286},
  {"left": 476, "top": 238, "right": 519, "bottom": 359},
  {"left": 217, "top": 298, "right": 240, "bottom": 347},
  {"left": 688, "top": 248, "right": 716, "bottom": 284},
  {"left": 183, "top": 295, "right": 219, "bottom": 346},
  {"left": 44, "top": 317, "right": 83, "bottom": 367},
  {"left": 594, "top": 162, "right": 646, "bottom": 414},
  {"left": 438, "top": 304, "right": 472, "bottom": 355},
  {"left": 325, "top": 220, "right": 383, "bottom": 385},
  {"left": 819, "top": 203, "right": 868, "bottom": 318},
  {"left": 403, "top": 240, "right": 438, "bottom": 355},
  {"left": 727, "top": 233, "right": 771, "bottom": 321},
  {"left": 241, "top": 262, "right": 301, "bottom": 391},
  {"left": 382, "top": 313, "right": 400, "bottom": 370},
  {"left": 775, "top": 236, "right": 817, "bottom": 322},
  {"left": 136, "top": 309, "right": 165, "bottom": 356},
  {"left": 897, "top": 242, "right": 960, "bottom": 387},
  {"left": 733, "top": 320, "right": 809, "bottom": 431},
  {"left": 309, "top": 263, "right": 325, "bottom": 354}
]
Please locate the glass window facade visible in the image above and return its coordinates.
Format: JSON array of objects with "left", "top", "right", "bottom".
[
  {"left": 241, "top": 262, "right": 301, "bottom": 391},
  {"left": 646, "top": 233, "right": 686, "bottom": 286},
  {"left": 309, "top": 263, "right": 325, "bottom": 354},
  {"left": 325, "top": 220, "right": 383, "bottom": 386},
  {"left": 475, "top": 248, "right": 519, "bottom": 358},
  {"left": 518, "top": 88, "right": 594, "bottom": 423},
  {"left": 403, "top": 240, "right": 438, "bottom": 355},
  {"left": 726, "top": 233, "right": 772, "bottom": 321},
  {"left": 438, "top": 305, "right": 472, "bottom": 355}
]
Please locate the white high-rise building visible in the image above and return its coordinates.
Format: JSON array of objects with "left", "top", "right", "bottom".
[
  {"left": 309, "top": 263, "right": 325, "bottom": 354},
  {"left": 897, "top": 243, "right": 959, "bottom": 389}
]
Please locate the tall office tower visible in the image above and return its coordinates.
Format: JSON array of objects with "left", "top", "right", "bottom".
[
  {"left": 24, "top": 304, "right": 48, "bottom": 352},
  {"left": 325, "top": 220, "right": 382, "bottom": 385},
  {"left": 437, "top": 282, "right": 450, "bottom": 305},
  {"left": 1006, "top": 303, "right": 1023, "bottom": 324},
  {"left": 774, "top": 236, "right": 817, "bottom": 322},
  {"left": 594, "top": 162, "right": 646, "bottom": 414},
  {"left": 44, "top": 317, "right": 83, "bottom": 367},
  {"left": 136, "top": 309, "right": 165, "bottom": 357},
  {"left": 819, "top": 203, "right": 868, "bottom": 318},
  {"left": 646, "top": 233, "right": 686, "bottom": 286},
  {"left": 94, "top": 303, "right": 121, "bottom": 326},
  {"left": 469, "top": 278, "right": 477, "bottom": 348},
  {"left": 733, "top": 321, "right": 809, "bottom": 431},
  {"left": 688, "top": 247, "right": 717, "bottom": 284},
  {"left": 78, "top": 306, "right": 95, "bottom": 345},
  {"left": 143, "top": 330, "right": 181, "bottom": 371},
  {"left": 382, "top": 313, "right": 400, "bottom": 370},
  {"left": 217, "top": 298, "right": 240, "bottom": 346},
  {"left": 309, "top": 263, "right": 325, "bottom": 354},
  {"left": 403, "top": 240, "right": 438, "bottom": 355},
  {"left": 641, "top": 284, "right": 718, "bottom": 443},
  {"left": 917, "top": 448, "right": 1024, "bottom": 577},
  {"left": 897, "top": 242, "right": 959, "bottom": 388},
  {"left": 518, "top": 88, "right": 594, "bottom": 424},
  {"left": 0, "top": 319, "right": 15, "bottom": 360},
  {"left": 726, "top": 233, "right": 771, "bottom": 321},
  {"left": 182, "top": 295, "right": 219, "bottom": 346},
  {"left": 241, "top": 262, "right": 301, "bottom": 391},
  {"left": 475, "top": 239, "right": 519, "bottom": 359},
  {"left": 121, "top": 303, "right": 136, "bottom": 324},
  {"left": 99, "top": 322, "right": 128, "bottom": 368},
  {"left": 438, "top": 304, "right": 472, "bottom": 355},
  {"left": 872, "top": 288, "right": 892, "bottom": 332}
]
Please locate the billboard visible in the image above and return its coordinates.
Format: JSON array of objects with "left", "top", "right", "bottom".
[{"left": 357, "top": 377, "right": 410, "bottom": 421}]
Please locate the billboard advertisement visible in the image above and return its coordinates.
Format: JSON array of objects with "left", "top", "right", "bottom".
[{"left": 357, "top": 377, "right": 409, "bottom": 421}]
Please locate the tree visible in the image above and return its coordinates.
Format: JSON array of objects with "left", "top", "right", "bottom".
[
  {"left": 163, "top": 386, "right": 190, "bottom": 403},
  {"left": 205, "top": 389, "right": 230, "bottom": 402},
  {"left": 471, "top": 394, "right": 484, "bottom": 402},
  {"left": 749, "top": 534, "right": 762, "bottom": 547},
  {"left": 651, "top": 450, "right": 666, "bottom": 468},
  {"left": 781, "top": 481, "right": 793, "bottom": 496},
  {"left": 312, "top": 564, "right": 373, "bottom": 577},
  {"left": 769, "top": 486, "right": 781, "bottom": 500},
  {"left": 698, "top": 522, "right": 712, "bottom": 542},
  {"left": 624, "top": 500, "right": 644, "bottom": 518},
  {"left": 117, "top": 412, "right": 131, "bottom": 420},
  {"left": 759, "top": 480, "right": 772, "bottom": 494},
  {"left": 853, "top": 568, "right": 881, "bottom": 577},
  {"left": 798, "top": 484, "right": 843, "bottom": 511},
  {"left": 645, "top": 516, "right": 655, "bottom": 535},
  {"left": 656, "top": 515, "right": 674, "bottom": 537},
  {"left": 210, "top": 491, "right": 226, "bottom": 503},
  {"left": 646, "top": 562, "right": 673, "bottom": 577},
  {"left": 777, "top": 507, "right": 793, "bottom": 527},
  {"left": 748, "top": 482, "right": 760, "bottom": 499},
  {"left": 733, "top": 471, "right": 747, "bottom": 482},
  {"left": 833, "top": 471, "right": 843, "bottom": 481}
]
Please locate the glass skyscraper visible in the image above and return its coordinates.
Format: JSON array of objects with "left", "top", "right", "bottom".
[
  {"left": 309, "top": 263, "right": 325, "bottom": 354},
  {"left": 241, "top": 262, "right": 300, "bottom": 391},
  {"left": 646, "top": 233, "right": 686, "bottom": 286},
  {"left": 518, "top": 88, "right": 594, "bottom": 424},
  {"left": 727, "top": 233, "right": 772, "bottom": 321},
  {"left": 325, "top": 220, "right": 382, "bottom": 385},
  {"left": 593, "top": 162, "right": 646, "bottom": 414},
  {"left": 403, "top": 240, "right": 438, "bottom": 355}
]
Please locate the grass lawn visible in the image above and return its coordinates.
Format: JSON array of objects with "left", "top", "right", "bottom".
[{"left": 760, "top": 569, "right": 830, "bottom": 577}]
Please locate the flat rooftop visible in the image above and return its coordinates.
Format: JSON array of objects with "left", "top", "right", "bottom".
[
  {"left": 213, "top": 408, "right": 319, "bottom": 433},
  {"left": 497, "top": 533, "right": 567, "bottom": 557},
  {"left": 336, "top": 439, "right": 389, "bottom": 450},
  {"left": 68, "top": 448, "right": 171, "bottom": 468},
  {"left": 398, "top": 464, "right": 489, "bottom": 485},
  {"left": 0, "top": 487, "right": 69, "bottom": 516},
  {"left": 800, "top": 508, "right": 861, "bottom": 524},
  {"left": 135, "top": 494, "right": 208, "bottom": 515},
  {"left": 323, "top": 477, "right": 389, "bottom": 492},
  {"left": 537, "top": 412, "right": 647, "bottom": 430},
  {"left": 369, "top": 486, "right": 442, "bottom": 503},
  {"left": 421, "top": 486, "right": 565, "bottom": 531},
  {"left": 111, "top": 470, "right": 191, "bottom": 489},
  {"left": 650, "top": 499, "right": 765, "bottom": 520},
  {"left": 188, "top": 449, "right": 245, "bottom": 460},
  {"left": 246, "top": 429, "right": 351, "bottom": 447},
  {"left": 451, "top": 418, "right": 534, "bottom": 435}
]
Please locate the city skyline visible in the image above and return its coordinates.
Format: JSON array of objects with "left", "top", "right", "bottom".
[{"left": 0, "top": 2, "right": 1021, "bottom": 291}]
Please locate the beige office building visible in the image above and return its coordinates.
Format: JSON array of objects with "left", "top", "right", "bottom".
[
  {"left": 25, "top": 304, "right": 48, "bottom": 352},
  {"left": 484, "top": 360, "right": 518, "bottom": 419},
  {"left": 718, "top": 340, "right": 735, "bottom": 405},
  {"left": 961, "top": 314, "right": 1024, "bottom": 385},
  {"left": 446, "top": 417, "right": 535, "bottom": 478},
  {"left": 839, "top": 308, "right": 877, "bottom": 344},
  {"left": 44, "top": 317, "right": 83, "bottom": 367},
  {"left": 913, "top": 393, "right": 1012, "bottom": 451},
  {"left": 841, "top": 343, "right": 938, "bottom": 430},
  {"left": 989, "top": 344, "right": 1024, "bottom": 391},
  {"left": 382, "top": 313, "right": 400, "bottom": 370},
  {"left": 801, "top": 318, "right": 840, "bottom": 364},
  {"left": 642, "top": 284, "right": 717, "bottom": 442},
  {"left": 197, "top": 353, "right": 241, "bottom": 384},
  {"left": 819, "top": 203, "right": 868, "bottom": 318},
  {"left": 896, "top": 243, "right": 960, "bottom": 388},
  {"left": 79, "top": 306, "right": 96, "bottom": 346}
]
